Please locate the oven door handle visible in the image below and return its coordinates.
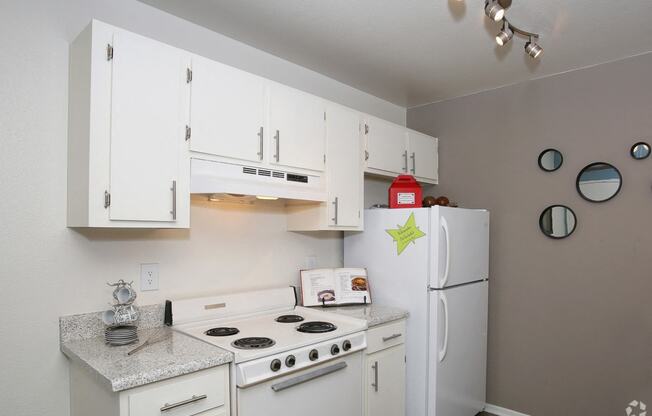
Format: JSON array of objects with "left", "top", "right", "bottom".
[{"left": 271, "top": 362, "right": 347, "bottom": 392}]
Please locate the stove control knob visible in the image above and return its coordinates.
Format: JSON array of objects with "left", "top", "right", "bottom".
[
  {"left": 270, "top": 359, "right": 282, "bottom": 372},
  {"left": 342, "top": 340, "right": 352, "bottom": 351},
  {"left": 309, "top": 349, "right": 319, "bottom": 361},
  {"left": 330, "top": 344, "right": 340, "bottom": 355},
  {"left": 285, "top": 355, "right": 296, "bottom": 367}
]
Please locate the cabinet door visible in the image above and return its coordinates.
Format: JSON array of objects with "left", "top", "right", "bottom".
[
  {"left": 407, "top": 129, "right": 439, "bottom": 183},
  {"left": 269, "top": 84, "right": 325, "bottom": 171},
  {"left": 109, "top": 30, "right": 188, "bottom": 222},
  {"left": 367, "top": 344, "right": 406, "bottom": 416},
  {"left": 189, "top": 56, "right": 266, "bottom": 163},
  {"left": 326, "top": 104, "right": 362, "bottom": 227},
  {"left": 365, "top": 116, "right": 407, "bottom": 175}
]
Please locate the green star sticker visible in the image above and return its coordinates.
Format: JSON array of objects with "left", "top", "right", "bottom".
[{"left": 386, "top": 212, "right": 426, "bottom": 255}]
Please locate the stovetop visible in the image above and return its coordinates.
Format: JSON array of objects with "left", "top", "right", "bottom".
[{"left": 174, "top": 306, "right": 367, "bottom": 363}]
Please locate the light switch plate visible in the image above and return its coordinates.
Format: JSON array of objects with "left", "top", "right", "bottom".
[{"left": 140, "top": 263, "right": 159, "bottom": 291}]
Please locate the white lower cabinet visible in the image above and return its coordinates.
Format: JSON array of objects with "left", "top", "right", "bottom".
[
  {"left": 365, "top": 320, "right": 406, "bottom": 416},
  {"left": 70, "top": 365, "right": 229, "bottom": 416}
]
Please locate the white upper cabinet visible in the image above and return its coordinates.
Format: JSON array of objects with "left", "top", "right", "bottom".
[
  {"left": 189, "top": 56, "right": 266, "bottom": 163},
  {"left": 364, "top": 116, "right": 439, "bottom": 185},
  {"left": 364, "top": 116, "right": 408, "bottom": 175},
  {"left": 67, "top": 20, "right": 190, "bottom": 228},
  {"left": 407, "top": 129, "right": 439, "bottom": 183},
  {"left": 269, "top": 83, "right": 326, "bottom": 172},
  {"left": 109, "top": 28, "right": 189, "bottom": 222},
  {"left": 286, "top": 103, "right": 363, "bottom": 231},
  {"left": 326, "top": 104, "right": 363, "bottom": 227}
]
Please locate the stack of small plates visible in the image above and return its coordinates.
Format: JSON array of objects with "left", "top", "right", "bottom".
[{"left": 105, "top": 325, "right": 138, "bottom": 346}]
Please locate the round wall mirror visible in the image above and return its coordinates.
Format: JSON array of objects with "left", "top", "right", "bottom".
[
  {"left": 576, "top": 162, "right": 622, "bottom": 203},
  {"left": 538, "top": 149, "right": 563, "bottom": 172},
  {"left": 630, "top": 142, "right": 650, "bottom": 160},
  {"left": 539, "top": 205, "right": 577, "bottom": 239}
]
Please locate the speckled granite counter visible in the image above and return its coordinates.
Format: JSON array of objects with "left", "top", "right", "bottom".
[
  {"left": 61, "top": 327, "right": 232, "bottom": 392},
  {"left": 315, "top": 304, "right": 408, "bottom": 327}
]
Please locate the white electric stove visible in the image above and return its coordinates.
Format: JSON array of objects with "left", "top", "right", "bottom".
[{"left": 171, "top": 287, "right": 367, "bottom": 416}]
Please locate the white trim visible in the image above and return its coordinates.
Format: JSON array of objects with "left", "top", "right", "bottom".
[{"left": 484, "top": 403, "right": 531, "bottom": 416}]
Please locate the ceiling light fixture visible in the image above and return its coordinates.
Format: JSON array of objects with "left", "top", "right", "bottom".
[
  {"left": 525, "top": 37, "right": 544, "bottom": 59},
  {"left": 484, "top": 1, "right": 505, "bottom": 22},
  {"left": 495, "top": 21, "right": 513, "bottom": 46},
  {"left": 484, "top": 0, "right": 544, "bottom": 60}
]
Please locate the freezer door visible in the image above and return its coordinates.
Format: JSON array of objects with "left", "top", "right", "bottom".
[
  {"left": 428, "top": 282, "right": 488, "bottom": 416},
  {"left": 431, "top": 206, "right": 489, "bottom": 289}
]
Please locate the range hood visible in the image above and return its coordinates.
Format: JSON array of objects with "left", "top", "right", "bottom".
[{"left": 190, "top": 158, "right": 326, "bottom": 202}]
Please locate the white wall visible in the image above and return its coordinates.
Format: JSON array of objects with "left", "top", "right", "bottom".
[{"left": 0, "top": 1, "right": 405, "bottom": 415}]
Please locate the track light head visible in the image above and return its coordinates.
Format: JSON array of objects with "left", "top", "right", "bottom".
[
  {"left": 525, "top": 38, "right": 543, "bottom": 59},
  {"left": 485, "top": 1, "right": 505, "bottom": 22},
  {"left": 495, "top": 23, "right": 513, "bottom": 46}
]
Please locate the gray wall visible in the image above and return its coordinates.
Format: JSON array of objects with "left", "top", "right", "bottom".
[
  {"left": 408, "top": 53, "right": 652, "bottom": 415},
  {"left": 0, "top": 2, "right": 404, "bottom": 415}
]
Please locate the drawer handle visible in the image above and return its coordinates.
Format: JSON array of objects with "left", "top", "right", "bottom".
[
  {"left": 160, "top": 394, "right": 207, "bottom": 412},
  {"left": 382, "top": 333, "right": 402, "bottom": 342}
]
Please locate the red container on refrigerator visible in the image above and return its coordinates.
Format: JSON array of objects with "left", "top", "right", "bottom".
[{"left": 389, "top": 175, "right": 422, "bottom": 208}]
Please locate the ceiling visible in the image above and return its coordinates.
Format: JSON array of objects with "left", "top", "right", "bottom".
[{"left": 139, "top": 0, "right": 652, "bottom": 107}]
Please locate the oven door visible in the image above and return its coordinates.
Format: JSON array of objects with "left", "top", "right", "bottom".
[{"left": 237, "top": 351, "right": 363, "bottom": 416}]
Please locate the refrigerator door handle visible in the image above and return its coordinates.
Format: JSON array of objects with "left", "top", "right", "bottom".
[
  {"left": 440, "top": 217, "right": 451, "bottom": 287},
  {"left": 438, "top": 292, "right": 449, "bottom": 362}
]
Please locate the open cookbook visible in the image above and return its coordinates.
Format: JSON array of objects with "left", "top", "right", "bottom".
[{"left": 300, "top": 268, "right": 371, "bottom": 306}]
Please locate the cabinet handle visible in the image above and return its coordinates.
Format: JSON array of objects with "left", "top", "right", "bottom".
[
  {"left": 403, "top": 151, "right": 408, "bottom": 172},
  {"left": 371, "top": 361, "right": 379, "bottom": 392},
  {"left": 382, "top": 333, "right": 402, "bottom": 342},
  {"left": 332, "top": 197, "right": 339, "bottom": 225},
  {"left": 410, "top": 152, "right": 416, "bottom": 174},
  {"left": 257, "top": 127, "right": 264, "bottom": 160},
  {"left": 160, "top": 394, "right": 207, "bottom": 412},
  {"left": 274, "top": 130, "right": 280, "bottom": 162},
  {"left": 170, "top": 180, "right": 177, "bottom": 220}
]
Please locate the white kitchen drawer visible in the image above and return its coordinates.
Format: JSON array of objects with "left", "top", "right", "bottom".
[
  {"left": 366, "top": 319, "right": 406, "bottom": 354},
  {"left": 123, "top": 366, "right": 228, "bottom": 416}
]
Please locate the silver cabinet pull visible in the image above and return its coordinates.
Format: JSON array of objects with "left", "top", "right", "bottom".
[
  {"left": 371, "top": 361, "right": 379, "bottom": 392},
  {"left": 257, "top": 127, "right": 264, "bottom": 160},
  {"left": 160, "top": 394, "right": 207, "bottom": 412},
  {"left": 274, "top": 130, "right": 280, "bottom": 162},
  {"left": 382, "top": 333, "right": 402, "bottom": 342},
  {"left": 271, "top": 362, "right": 347, "bottom": 392},
  {"left": 403, "top": 151, "right": 408, "bottom": 172},
  {"left": 410, "top": 152, "right": 416, "bottom": 174},
  {"left": 332, "top": 197, "right": 339, "bottom": 225},
  {"left": 170, "top": 180, "right": 177, "bottom": 220}
]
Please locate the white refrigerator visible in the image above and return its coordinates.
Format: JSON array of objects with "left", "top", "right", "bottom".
[{"left": 344, "top": 206, "right": 489, "bottom": 416}]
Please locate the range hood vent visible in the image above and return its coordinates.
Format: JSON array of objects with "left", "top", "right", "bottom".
[{"left": 191, "top": 158, "right": 326, "bottom": 202}]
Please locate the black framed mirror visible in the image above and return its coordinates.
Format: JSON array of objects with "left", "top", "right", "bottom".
[
  {"left": 576, "top": 162, "right": 622, "bottom": 203},
  {"left": 539, "top": 205, "right": 577, "bottom": 239},
  {"left": 630, "top": 142, "right": 650, "bottom": 160},
  {"left": 538, "top": 149, "right": 563, "bottom": 172}
]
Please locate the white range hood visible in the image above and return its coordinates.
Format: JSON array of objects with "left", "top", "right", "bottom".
[{"left": 190, "top": 158, "right": 326, "bottom": 202}]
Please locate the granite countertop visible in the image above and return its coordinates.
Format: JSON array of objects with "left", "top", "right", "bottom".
[
  {"left": 61, "top": 327, "right": 233, "bottom": 392},
  {"left": 316, "top": 304, "right": 409, "bottom": 327}
]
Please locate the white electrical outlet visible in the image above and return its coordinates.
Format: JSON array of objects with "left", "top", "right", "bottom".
[
  {"left": 140, "top": 263, "right": 159, "bottom": 291},
  {"left": 305, "top": 256, "right": 318, "bottom": 269}
]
